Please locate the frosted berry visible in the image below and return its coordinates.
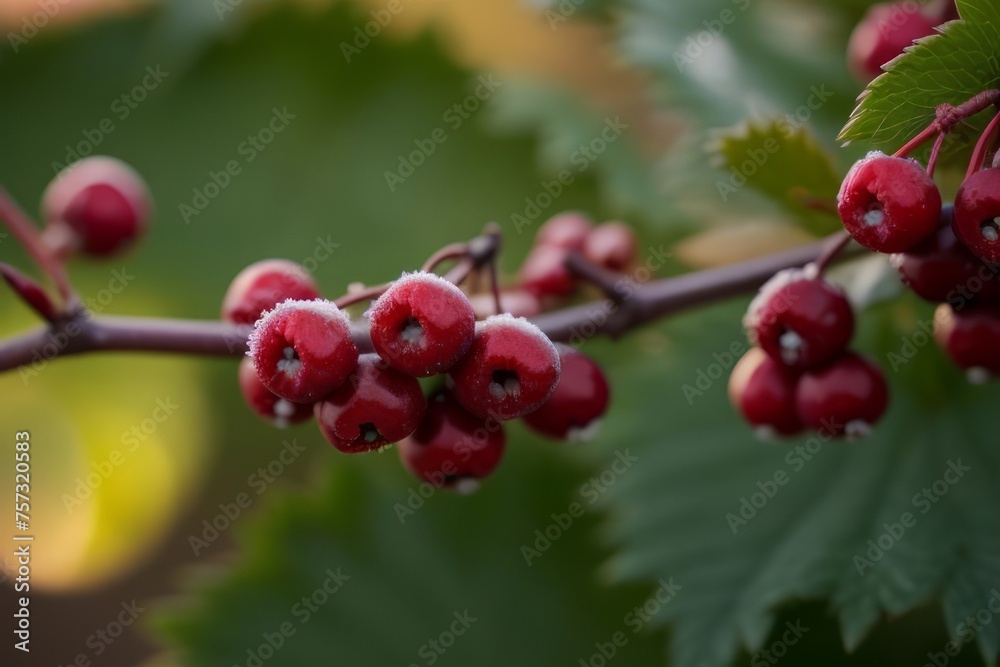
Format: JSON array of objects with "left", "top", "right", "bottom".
[
  {"left": 583, "top": 222, "right": 637, "bottom": 272},
  {"left": 314, "top": 354, "right": 426, "bottom": 453},
  {"left": 448, "top": 314, "right": 561, "bottom": 420},
  {"left": 222, "top": 259, "right": 320, "bottom": 325},
  {"left": 248, "top": 299, "right": 358, "bottom": 404},
  {"left": 728, "top": 347, "right": 803, "bottom": 439},
  {"left": 42, "top": 156, "right": 152, "bottom": 257},
  {"left": 847, "top": 3, "right": 938, "bottom": 83},
  {"left": 519, "top": 244, "right": 577, "bottom": 297},
  {"left": 468, "top": 289, "right": 542, "bottom": 320},
  {"left": 795, "top": 352, "right": 889, "bottom": 438},
  {"left": 367, "top": 272, "right": 475, "bottom": 377},
  {"left": 891, "top": 210, "right": 1000, "bottom": 303},
  {"left": 238, "top": 357, "right": 313, "bottom": 427},
  {"left": 933, "top": 303, "right": 1000, "bottom": 383},
  {"left": 536, "top": 212, "right": 593, "bottom": 249},
  {"left": 744, "top": 268, "right": 854, "bottom": 370},
  {"left": 953, "top": 168, "right": 1000, "bottom": 264},
  {"left": 398, "top": 390, "right": 506, "bottom": 493},
  {"left": 523, "top": 346, "right": 610, "bottom": 441},
  {"left": 837, "top": 152, "right": 941, "bottom": 253}
]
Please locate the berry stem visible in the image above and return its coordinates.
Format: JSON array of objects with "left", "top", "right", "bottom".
[
  {"left": 893, "top": 90, "right": 1000, "bottom": 160},
  {"left": 966, "top": 110, "right": 1000, "bottom": 180},
  {"left": 420, "top": 243, "right": 469, "bottom": 273},
  {"left": 0, "top": 263, "right": 59, "bottom": 323},
  {"left": 812, "top": 231, "right": 853, "bottom": 275}
]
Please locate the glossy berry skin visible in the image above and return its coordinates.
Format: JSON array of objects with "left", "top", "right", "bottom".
[
  {"left": 367, "top": 272, "right": 475, "bottom": 377},
  {"left": 583, "top": 222, "right": 637, "bottom": 272},
  {"left": 728, "top": 347, "right": 803, "bottom": 439},
  {"left": 891, "top": 213, "right": 1000, "bottom": 304},
  {"left": 248, "top": 299, "right": 359, "bottom": 404},
  {"left": 448, "top": 314, "right": 561, "bottom": 421},
  {"left": 398, "top": 391, "right": 506, "bottom": 493},
  {"left": 795, "top": 352, "right": 889, "bottom": 439},
  {"left": 933, "top": 303, "right": 1000, "bottom": 382},
  {"left": 953, "top": 168, "right": 1000, "bottom": 264},
  {"left": 222, "top": 259, "right": 321, "bottom": 325},
  {"left": 837, "top": 153, "right": 941, "bottom": 253},
  {"left": 238, "top": 357, "right": 313, "bottom": 428},
  {"left": 744, "top": 269, "right": 854, "bottom": 370},
  {"left": 523, "top": 346, "right": 610, "bottom": 441},
  {"left": 847, "top": 3, "right": 938, "bottom": 83},
  {"left": 42, "top": 156, "right": 152, "bottom": 257},
  {"left": 536, "top": 212, "right": 593, "bottom": 249},
  {"left": 314, "top": 354, "right": 426, "bottom": 453},
  {"left": 519, "top": 244, "right": 577, "bottom": 297}
]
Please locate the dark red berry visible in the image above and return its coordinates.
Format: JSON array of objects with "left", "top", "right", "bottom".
[
  {"left": 891, "top": 210, "right": 1000, "bottom": 303},
  {"left": 367, "top": 272, "right": 475, "bottom": 377},
  {"left": 744, "top": 268, "right": 854, "bottom": 370},
  {"left": 448, "top": 314, "right": 561, "bottom": 420},
  {"left": 536, "top": 212, "right": 593, "bottom": 249},
  {"left": 795, "top": 352, "right": 889, "bottom": 438},
  {"left": 248, "top": 299, "right": 359, "bottom": 404},
  {"left": 583, "top": 222, "right": 637, "bottom": 272},
  {"left": 314, "top": 354, "right": 426, "bottom": 453},
  {"left": 519, "top": 244, "right": 577, "bottom": 297},
  {"left": 728, "top": 347, "right": 803, "bottom": 439},
  {"left": 523, "top": 346, "right": 610, "bottom": 441},
  {"left": 933, "top": 303, "right": 1000, "bottom": 383},
  {"left": 837, "top": 152, "right": 941, "bottom": 253},
  {"left": 238, "top": 357, "right": 313, "bottom": 427},
  {"left": 222, "top": 259, "right": 321, "bottom": 325},
  {"left": 847, "top": 3, "right": 938, "bottom": 83},
  {"left": 398, "top": 390, "right": 506, "bottom": 493},
  {"left": 953, "top": 168, "right": 1000, "bottom": 264},
  {"left": 42, "top": 156, "right": 152, "bottom": 257}
]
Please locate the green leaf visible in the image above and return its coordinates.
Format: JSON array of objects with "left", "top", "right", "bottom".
[
  {"left": 152, "top": 449, "right": 666, "bottom": 667},
  {"left": 708, "top": 120, "right": 843, "bottom": 236},
  {"left": 593, "top": 299, "right": 1000, "bottom": 667},
  {"left": 839, "top": 0, "right": 1000, "bottom": 149}
]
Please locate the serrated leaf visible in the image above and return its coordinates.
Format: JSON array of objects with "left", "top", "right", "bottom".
[
  {"left": 839, "top": 0, "right": 1000, "bottom": 149},
  {"left": 594, "top": 300, "right": 1000, "bottom": 667},
  {"left": 708, "top": 120, "right": 842, "bottom": 236}
]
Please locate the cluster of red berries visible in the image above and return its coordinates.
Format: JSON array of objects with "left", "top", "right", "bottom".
[
  {"left": 228, "top": 213, "right": 620, "bottom": 492},
  {"left": 729, "top": 266, "right": 888, "bottom": 440}
]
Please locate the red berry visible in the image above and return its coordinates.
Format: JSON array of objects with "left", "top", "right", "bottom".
[
  {"left": 42, "top": 156, "right": 152, "bottom": 257},
  {"left": 397, "top": 391, "right": 506, "bottom": 493},
  {"left": 222, "top": 259, "right": 321, "bottom": 325},
  {"left": 795, "top": 352, "right": 889, "bottom": 438},
  {"left": 728, "top": 347, "right": 803, "bottom": 439},
  {"left": 744, "top": 268, "right": 855, "bottom": 370},
  {"left": 837, "top": 152, "right": 941, "bottom": 253},
  {"left": 448, "top": 314, "right": 561, "bottom": 420},
  {"left": 891, "top": 210, "right": 1000, "bottom": 303},
  {"left": 536, "top": 212, "right": 593, "bottom": 249},
  {"left": 583, "top": 222, "right": 637, "bottom": 272},
  {"left": 523, "top": 346, "right": 610, "bottom": 441},
  {"left": 314, "top": 354, "right": 426, "bottom": 453},
  {"left": 847, "top": 3, "right": 938, "bottom": 83},
  {"left": 367, "top": 272, "right": 475, "bottom": 377},
  {"left": 248, "top": 299, "right": 359, "bottom": 403},
  {"left": 519, "top": 244, "right": 577, "bottom": 297},
  {"left": 953, "top": 168, "right": 1000, "bottom": 264},
  {"left": 933, "top": 303, "right": 1000, "bottom": 383},
  {"left": 238, "top": 357, "right": 313, "bottom": 427}
]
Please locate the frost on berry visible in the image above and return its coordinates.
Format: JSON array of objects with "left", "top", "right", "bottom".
[
  {"left": 238, "top": 357, "right": 313, "bottom": 428},
  {"left": 248, "top": 298, "right": 358, "bottom": 404},
  {"left": 222, "top": 259, "right": 320, "bottom": 325},
  {"left": 366, "top": 271, "right": 476, "bottom": 377}
]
